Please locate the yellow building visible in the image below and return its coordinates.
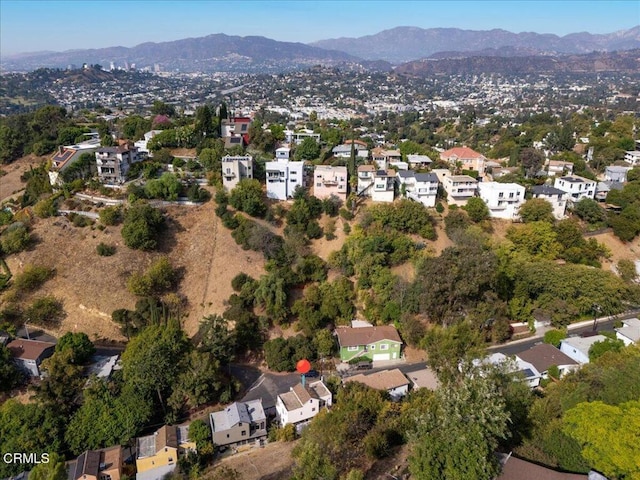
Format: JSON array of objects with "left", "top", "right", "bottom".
[{"left": 135, "top": 425, "right": 195, "bottom": 480}]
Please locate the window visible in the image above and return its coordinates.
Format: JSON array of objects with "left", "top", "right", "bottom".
[
  {"left": 370, "top": 345, "right": 376, "bottom": 350},
  {"left": 317, "top": 183, "right": 322, "bottom": 187},
  {"left": 226, "top": 434, "right": 230, "bottom": 438},
  {"left": 380, "top": 344, "right": 389, "bottom": 350},
  {"left": 348, "top": 346, "right": 359, "bottom": 351},
  {"left": 242, "top": 431, "right": 247, "bottom": 436},
  {"left": 168, "top": 458, "right": 174, "bottom": 463},
  {"left": 509, "top": 192, "right": 514, "bottom": 198},
  {"left": 498, "top": 192, "right": 504, "bottom": 198}
]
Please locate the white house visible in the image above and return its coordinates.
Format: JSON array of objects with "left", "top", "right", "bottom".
[
  {"left": 545, "top": 160, "right": 574, "bottom": 177},
  {"left": 615, "top": 317, "right": 640, "bottom": 346},
  {"left": 284, "top": 129, "right": 320, "bottom": 145},
  {"left": 95, "top": 145, "right": 142, "bottom": 184},
  {"left": 134, "top": 130, "right": 163, "bottom": 156},
  {"left": 371, "top": 148, "right": 401, "bottom": 170},
  {"left": 559, "top": 335, "right": 610, "bottom": 364},
  {"left": 604, "top": 165, "right": 632, "bottom": 183},
  {"left": 357, "top": 165, "right": 375, "bottom": 196},
  {"left": 553, "top": 175, "right": 596, "bottom": 202},
  {"left": 442, "top": 174, "right": 478, "bottom": 206},
  {"left": 333, "top": 143, "right": 368, "bottom": 159},
  {"left": 477, "top": 182, "right": 525, "bottom": 220},
  {"left": 476, "top": 353, "right": 541, "bottom": 388},
  {"left": 344, "top": 368, "right": 410, "bottom": 401},
  {"left": 221, "top": 155, "right": 253, "bottom": 191},
  {"left": 275, "top": 380, "right": 332, "bottom": 429},
  {"left": 624, "top": 150, "right": 640, "bottom": 166},
  {"left": 275, "top": 147, "right": 291, "bottom": 160},
  {"left": 531, "top": 185, "right": 567, "bottom": 220},
  {"left": 516, "top": 344, "right": 579, "bottom": 379},
  {"left": 396, "top": 170, "right": 439, "bottom": 207},
  {"left": 265, "top": 158, "right": 304, "bottom": 200},
  {"left": 371, "top": 168, "right": 396, "bottom": 202}
]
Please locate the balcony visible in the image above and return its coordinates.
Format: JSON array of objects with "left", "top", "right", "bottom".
[{"left": 223, "top": 171, "right": 236, "bottom": 179}]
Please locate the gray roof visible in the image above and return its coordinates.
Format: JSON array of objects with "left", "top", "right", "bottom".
[
  {"left": 135, "top": 464, "right": 176, "bottom": 480},
  {"left": 532, "top": 185, "right": 565, "bottom": 196},
  {"left": 415, "top": 173, "right": 438, "bottom": 183},
  {"left": 397, "top": 170, "right": 414, "bottom": 179},
  {"left": 210, "top": 400, "right": 265, "bottom": 433},
  {"left": 605, "top": 165, "right": 631, "bottom": 173},
  {"left": 407, "top": 154, "right": 432, "bottom": 163}
]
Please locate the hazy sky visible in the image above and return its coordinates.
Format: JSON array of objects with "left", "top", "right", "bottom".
[{"left": 1, "top": 0, "right": 638, "bottom": 56}]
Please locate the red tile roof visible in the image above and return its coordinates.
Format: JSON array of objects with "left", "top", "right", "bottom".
[{"left": 441, "top": 146, "right": 484, "bottom": 159}]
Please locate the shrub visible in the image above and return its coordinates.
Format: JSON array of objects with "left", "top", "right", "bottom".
[
  {"left": 127, "top": 257, "right": 177, "bottom": 296},
  {"left": 231, "top": 273, "right": 254, "bottom": 292},
  {"left": 339, "top": 208, "right": 354, "bottom": 220},
  {"left": 25, "top": 296, "right": 64, "bottom": 327},
  {"left": 96, "top": 243, "right": 116, "bottom": 256},
  {"left": 543, "top": 329, "right": 567, "bottom": 348},
  {"left": 11, "top": 265, "right": 55, "bottom": 294},
  {"left": 70, "top": 213, "right": 93, "bottom": 227},
  {"left": 121, "top": 203, "right": 165, "bottom": 251},
  {"left": 55, "top": 332, "right": 95, "bottom": 364},
  {"left": 33, "top": 197, "right": 58, "bottom": 218},
  {"left": 99, "top": 206, "right": 122, "bottom": 226},
  {"left": 617, "top": 259, "right": 638, "bottom": 283},
  {"left": 0, "top": 223, "right": 31, "bottom": 254},
  {"left": 343, "top": 222, "right": 351, "bottom": 235},
  {"left": 435, "top": 202, "right": 444, "bottom": 214},
  {"left": 229, "top": 179, "right": 267, "bottom": 217}
]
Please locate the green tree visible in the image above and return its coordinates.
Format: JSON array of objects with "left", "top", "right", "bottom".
[
  {"left": 519, "top": 198, "right": 555, "bottom": 223},
  {"left": 0, "top": 344, "right": 23, "bottom": 392},
  {"left": 588, "top": 338, "right": 625, "bottom": 362},
  {"left": 574, "top": 198, "right": 606, "bottom": 225},
  {"left": 506, "top": 221, "right": 561, "bottom": 260},
  {"left": 292, "top": 441, "right": 338, "bottom": 480},
  {"left": 0, "top": 223, "right": 31, "bottom": 254},
  {"left": 543, "top": 329, "right": 567, "bottom": 348},
  {"left": 145, "top": 172, "right": 182, "bottom": 200},
  {"left": 229, "top": 179, "right": 267, "bottom": 217},
  {"left": 99, "top": 205, "right": 122, "bottom": 226},
  {"left": 28, "top": 452, "right": 67, "bottom": 480},
  {"left": 254, "top": 273, "right": 288, "bottom": 323},
  {"left": 55, "top": 332, "right": 95, "bottom": 364},
  {"left": 33, "top": 349, "right": 84, "bottom": 415},
  {"left": 294, "top": 137, "right": 321, "bottom": 161},
  {"left": 409, "top": 372, "right": 509, "bottom": 480},
  {"left": 189, "top": 419, "right": 215, "bottom": 455},
  {"left": 519, "top": 147, "right": 545, "bottom": 177},
  {"left": 121, "top": 203, "right": 165, "bottom": 250},
  {"left": 463, "top": 197, "right": 490, "bottom": 223},
  {"left": 198, "top": 314, "right": 235, "bottom": 365},
  {"left": 127, "top": 256, "right": 177, "bottom": 297},
  {"left": 564, "top": 400, "right": 640, "bottom": 480},
  {"left": 617, "top": 258, "right": 638, "bottom": 283},
  {"left": 121, "top": 321, "right": 191, "bottom": 413}
]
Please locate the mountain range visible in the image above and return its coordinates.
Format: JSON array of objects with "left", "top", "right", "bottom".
[
  {"left": 2, "top": 26, "right": 639, "bottom": 73},
  {"left": 311, "top": 26, "right": 640, "bottom": 63}
]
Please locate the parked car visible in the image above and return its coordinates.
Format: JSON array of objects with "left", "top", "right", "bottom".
[
  {"left": 304, "top": 369, "right": 319, "bottom": 378},
  {"left": 355, "top": 361, "right": 372, "bottom": 371}
]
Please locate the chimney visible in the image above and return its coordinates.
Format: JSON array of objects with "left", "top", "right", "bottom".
[{"left": 58, "top": 146, "right": 63, "bottom": 155}]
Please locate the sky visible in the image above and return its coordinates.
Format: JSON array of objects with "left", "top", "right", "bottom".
[{"left": 1, "top": 0, "right": 638, "bottom": 57}]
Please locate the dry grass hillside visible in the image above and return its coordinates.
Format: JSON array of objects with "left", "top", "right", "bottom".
[
  {"left": 2, "top": 197, "right": 267, "bottom": 341},
  {"left": 0, "top": 155, "right": 47, "bottom": 203}
]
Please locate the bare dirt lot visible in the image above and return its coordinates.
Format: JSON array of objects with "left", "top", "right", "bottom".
[
  {"left": 2, "top": 194, "right": 267, "bottom": 341},
  {"left": 204, "top": 441, "right": 296, "bottom": 480},
  {"left": 0, "top": 155, "right": 47, "bottom": 203}
]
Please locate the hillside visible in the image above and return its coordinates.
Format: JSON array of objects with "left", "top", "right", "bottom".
[
  {"left": 394, "top": 49, "right": 640, "bottom": 76},
  {"left": 2, "top": 195, "right": 267, "bottom": 341},
  {"left": 1, "top": 34, "right": 360, "bottom": 73},
  {"left": 311, "top": 25, "right": 640, "bottom": 63}
]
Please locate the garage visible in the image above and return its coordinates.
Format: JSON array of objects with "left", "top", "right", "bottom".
[{"left": 373, "top": 353, "right": 391, "bottom": 361}]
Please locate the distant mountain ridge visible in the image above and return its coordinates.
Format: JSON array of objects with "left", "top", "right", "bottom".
[
  {"left": 394, "top": 49, "right": 640, "bottom": 76},
  {"left": 1, "top": 34, "right": 359, "bottom": 73},
  {"left": 311, "top": 26, "right": 640, "bottom": 63}
]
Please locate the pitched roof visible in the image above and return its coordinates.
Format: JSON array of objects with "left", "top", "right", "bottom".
[
  {"left": 414, "top": 173, "right": 439, "bottom": 183},
  {"left": 441, "top": 146, "right": 484, "bottom": 159},
  {"left": 345, "top": 368, "right": 409, "bottom": 391},
  {"left": 6, "top": 338, "right": 55, "bottom": 361},
  {"left": 335, "top": 326, "right": 402, "bottom": 347},
  {"left": 70, "top": 447, "right": 122, "bottom": 480},
  {"left": 358, "top": 165, "right": 376, "bottom": 172},
  {"left": 498, "top": 455, "right": 587, "bottom": 480},
  {"left": 407, "top": 154, "right": 432, "bottom": 163},
  {"left": 616, "top": 317, "right": 640, "bottom": 343},
  {"left": 516, "top": 344, "right": 578, "bottom": 373},
  {"left": 156, "top": 425, "right": 178, "bottom": 451},
  {"left": 210, "top": 400, "right": 265, "bottom": 433}
]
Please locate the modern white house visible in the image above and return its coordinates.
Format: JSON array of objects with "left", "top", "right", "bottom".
[
  {"left": 531, "top": 185, "right": 567, "bottom": 219},
  {"left": 333, "top": 143, "right": 368, "bottom": 159},
  {"left": 313, "top": 165, "right": 348, "bottom": 202},
  {"left": 396, "top": 170, "right": 439, "bottom": 207},
  {"left": 553, "top": 175, "right": 596, "bottom": 202},
  {"left": 275, "top": 380, "right": 332, "bottom": 429},
  {"left": 284, "top": 129, "right": 320, "bottom": 145},
  {"left": 441, "top": 174, "right": 478, "bottom": 206},
  {"left": 222, "top": 155, "right": 253, "bottom": 191},
  {"left": 134, "top": 130, "right": 163, "bottom": 156},
  {"left": 476, "top": 353, "right": 542, "bottom": 388},
  {"left": 344, "top": 368, "right": 410, "bottom": 401},
  {"left": 477, "top": 182, "right": 526, "bottom": 220},
  {"left": 357, "top": 165, "right": 376, "bottom": 196},
  {"left": 265, "top": 158, "right": 304, "bottom": 200},
  {"left": 275, "top": 147, "right": 291, "bottom": 160},
  {"left": 559, "top": 335, "right": 610, "bottom": 364},
  {"left": 371, "top": 168, "right": 396, "bottom": 202},
  {"left": 624, "top": 150, "right": 640, "bottom": 166},
  {"left": 615, "top": 317, "right": 640, "bottom": 346}
]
